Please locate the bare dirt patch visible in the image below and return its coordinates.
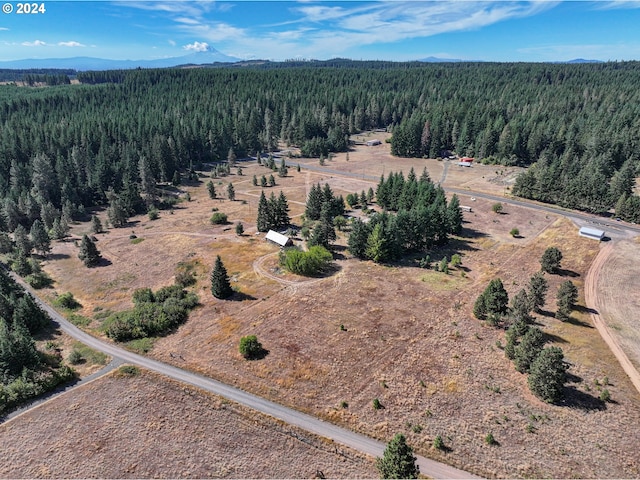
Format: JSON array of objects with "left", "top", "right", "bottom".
[
  {"left": 0, "top": 370, "right": 375, "bottom": 479},
  {"left": 31, "top": 142, "right": 640, "bottom": 478}
]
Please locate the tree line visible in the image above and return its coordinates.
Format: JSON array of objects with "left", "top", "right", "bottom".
[
  {"left": 1, "top": 61, "right": 639, "bottom": 240},
  {"left": 0, "top": 267, "right": 75, "bottom": 413}
]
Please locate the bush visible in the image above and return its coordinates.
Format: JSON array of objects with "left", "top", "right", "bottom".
[
  {"left": 239, "top": 335, "right": 266, "bottom": 360},
  {"left": 210, "top": 212, "right": 228, "bottom": 224},
  {"left": 433, "top": 435, "right": 445, "bottom": 450},
  {"left": 148, "top": 208, "right": 159, "bottom": 220},
  {"left": 485, "top": 432, "right": 497, "bottom": 445},
  {"left": 54, "top": 292, "right": 82, "bottom": 310},
  {"left": 600, "top": 388, "right": 611, "bottom": 402},
  {"left": 117, "top": 365, "right": 140, "bottom": 377},
  {"left": 279, "top": 245, "right": 332, "bottom": 276},
  {"left": 372, "top": 398, "right": 383, "bottom": 410},
  {"left": 67, "top": 349, "right": 84, "bottom": 365},
  {"left": 510, "top": 228, "right": 520, "bottom": 237}
]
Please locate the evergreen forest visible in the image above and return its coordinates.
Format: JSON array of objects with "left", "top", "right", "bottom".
[{"left": 1, "top": 60, "right": 639, "bottom": 236}]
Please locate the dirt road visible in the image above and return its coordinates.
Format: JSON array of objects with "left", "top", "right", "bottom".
[{"left": 584, "top": 242, "right": 640, "bottom": 395}]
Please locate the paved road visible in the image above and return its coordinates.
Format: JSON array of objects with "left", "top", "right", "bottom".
[
  {"left": 296, "top": 161, "right": 640, "bottom": 237},
  {"left": 15, "top": 275, "right": 479, "bottom": 479}
]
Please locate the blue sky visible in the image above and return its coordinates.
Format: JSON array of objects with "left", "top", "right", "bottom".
[{"left": 2, "top": 1, "right": 640, "bottom": 62}]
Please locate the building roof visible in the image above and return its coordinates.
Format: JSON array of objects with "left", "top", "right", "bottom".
[
  {"left": 265, "top": 230, "right": 292, "bottom": 247},
  {"left": 579, "top": 226, "right": 605, "bottom": 239}
]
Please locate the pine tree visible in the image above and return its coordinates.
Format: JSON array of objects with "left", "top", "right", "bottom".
[
  {"left": 51, "top": 216, "right": 69, "bottom": 240},
  {"left": 235, "top": 222, "right": 244, "bottom": 236},
  {"left": 207, "top": 181, "right": 216, "bottom": 199},
  {"left": 556, "top": 280, "right": 578, "bottom": 321},
  {"left": 513, "top": 326, "right": 546, "bottom": 373},
  {"left": 305, "top": 183, "right": 323, "bottom": 221},
  {"left": 275, "top": 191, "right": 290, "bottom": 229},
  {"left": 227, "top": 183, "right": 235, "bottom": 201},
  {"left": 268, "top": 174, "right": 276, "bottom": 187},
  {"left": 211, "top": 255, "right": 233, "bottom": 299},
  {"left": 376, "top": 433, "right": 419, "bottom": 479},
  {"left": 91, "top": 215, "right": 103, "bottom": 234},
  {"left": 13, "top": 225, "right": 32, "bottom": 255},
  {"left": 528, "top": 346, "right": 568, "bottom": 403},
  {"left": 527, "top": 271, "right": 548, "bottom": 312},
  {"left": 78, "top": 234, "right": 101, "bottom": 267},
  {"left": 257, "top": 191, "right": 269, "bottom": 232},
  {"left": 540, "top": 247, "right": 563, "bottom": 274},
  {"left": 30, "top": 219, "right": 51, "bottom": 256},
  {"left": 227, "top": 147, "right": 237, "bottom": 167}
]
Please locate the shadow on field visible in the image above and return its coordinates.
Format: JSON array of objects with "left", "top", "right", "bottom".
[
  {"left": 47, "top": 253, "right": 71, "bottom": 261},
  {"left": 562, "top": 386, "right": 607, "bottom": 411},
  {"left": 557, "top": 268, "right": 580, "bottom": 278},
  {"left": 229, "top": 291, "right": 257, "bottom": 301}
]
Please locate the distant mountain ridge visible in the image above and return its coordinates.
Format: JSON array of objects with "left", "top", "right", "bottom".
[{"left": 0, "top": 47, "right": 240, "bottom": 71}]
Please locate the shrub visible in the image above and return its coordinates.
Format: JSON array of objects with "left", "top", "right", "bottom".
[
  {"left": 373, "top": 398, "right": 383, "bottom": 410},
  {"left": 148, "top": 208, "right": 159, "bottom": 220},
  {"left": 117, "top": 365, "right": 140, "bottom": 377},
  {"left": 510, "top": 228, "right": 520, "bottom": 237},
  {"left": 432, "top": 435, "right": 445, "bottom": 450},
  {"left": 485, "top": 432, "right": 497, "bottom": 445},
  {"left": 279, "top": 245, "right": 332, "bottom": 276},
  {"left": 210, "top": 212, "right": 228, "bottom": 224},
  {"left": 340, "top": 400, "right": 349, "bottom": 409},
  {"left": 67, "top": 349, "right": 83, "bottom": 365},
  {"left": 600, "top": 388, "right": 611, "bottom": 402},
  {"left": 239, "top": 335, "right": 266, "bottom": 360},
  {"left": 54, "top": 292, "right": 81, "bottom": 310}
]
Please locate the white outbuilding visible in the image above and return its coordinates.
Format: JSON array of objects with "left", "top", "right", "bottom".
[
  {"left": 265, "top": 230, "right": 293, "bottom": 247},
  {"left": 579, "top": 226, "right": 605, "bottom": 241}
]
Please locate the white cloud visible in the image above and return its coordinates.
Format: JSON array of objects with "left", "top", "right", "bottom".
[
  {"left": 58, "top": 41, "right": 86, "bottom": 47},
  {"left": 168, "top": 39, "right": 176, "bottom": 46},
  {"left": 0, "top": 28, "right": 9, "bottom": 31},
  {"left": 22, "top": 40, "right": 47, "bottom": 47},
  {"left": 183, "top": 41, "right": 210, "bottom": 52}
]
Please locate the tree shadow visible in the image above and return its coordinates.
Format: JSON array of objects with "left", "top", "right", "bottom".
[
  {"left": 563, "top": 315, "right": 594, "bottom": 328},
  {"left": 574, "top": 304, "right": 598, "bottom": 315},
  {"left": 543, "top": 332, "right": 568, "bottom": 344},
  {"left": 458, "top": 226, "right": 488, "bottom": 240},
  {"left": 535, "top": 309, "right": 556, "bottom": 318},
  {"left": 47, "top": 253, "right": 71, "bottom": 261},
  {"left": 557, "top": 268, "right": 580, "bottom": 278},
  {"left": 95, "top": 258, "right": 113, "bottom": 267},
  {"left": 561, "top": 386, "right": 606, "bottom": 411},
  {"left": 244, "top": 347, "right": 269, "bottom": 361},
  {"left": 229, "top": 291, "right": 257, "bottom": 301}
]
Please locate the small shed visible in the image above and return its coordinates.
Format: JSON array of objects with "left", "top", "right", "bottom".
[
  {"left": 266, "top": 230, "right": 293, "bottom": 247},
  {"left": 366, "top": 139, "right": 381, "bottom": 146},
  {"left": 458, "top": 157, "right": 474, "bottom": 167},
  {"left": 579, "top": 226, "right": 605, "bottom": 241},
  {"left": 461, "top": 206, "right": 472, "bottom": 212}
]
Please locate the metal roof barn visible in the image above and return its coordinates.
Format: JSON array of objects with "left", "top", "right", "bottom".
[
  {"left": 265, "top": 230, "right": 293, "bottom": 247},
  {"left": 579, "top": 226, "right": 605, "bottom": 240}
]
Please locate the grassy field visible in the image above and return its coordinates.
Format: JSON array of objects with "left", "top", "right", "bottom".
[{"left": 20, "top": 137, "right": 640, "bottom": 478}]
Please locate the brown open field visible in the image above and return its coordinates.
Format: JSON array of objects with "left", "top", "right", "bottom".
[
  {"left": 25, "top": 139, "right": 640, "bottom": 478},
  {"left": 0, "top": 369, "right": 376, "bottom": 478},
  {"left": 594, "top": 239, "right": 640, "bottom": 371}
]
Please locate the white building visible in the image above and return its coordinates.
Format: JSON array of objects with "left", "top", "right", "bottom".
[
  {"left": 265, "top": 230, "right": 293, "bottom": 247},
  {"left": 579, "top": 226, "right": 605, "bottom": 241}
]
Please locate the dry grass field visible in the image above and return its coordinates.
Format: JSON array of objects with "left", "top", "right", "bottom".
[
  {"left": 594, "top": 239, "right": 640, "bottom": 371},
  {"left": 0, "top": 369, "right": 376, "bottom": 478},
  {"left": 22, "top": 138, "right": 640, "bottom": 478}
]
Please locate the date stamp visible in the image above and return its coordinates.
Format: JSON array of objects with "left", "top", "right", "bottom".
[{"left": 3, "top": 3, "right": 46, "bottom": 14}]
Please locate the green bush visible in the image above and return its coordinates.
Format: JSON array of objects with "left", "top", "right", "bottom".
[
  {"left": 117, "top": 365, "right": 140, "bottom": 377},
  {"left": 432, "top": 435, "right": 445, "bottom": 450},
  {"left": 279, "top": 245, "right": 332, "bottom": 276},
  {"left": 54, "top": 292, "right": 82, "bottom": 310},
  {"left": 210, "top": 212, "right": 228, "bottom": 224},
  {"left": 239, "top": 335, "right": 266, "bottom": 360},
  {"left": 68, "top": 349, "right": 84, "bottom": 365},
  {"left": 373, "top": 398, "right": 383, "bottom": 410}
]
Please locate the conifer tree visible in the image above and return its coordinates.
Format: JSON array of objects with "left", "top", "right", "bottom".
[
  {"left": 78, "top": 234, "right": 101, "bottom": 267},
  {"left": 528, "top": 346, "right": 568, "bottom": 403},
  {"left": 257, "top": 191, "right": 269, "bottom": 232},
  {"left": 91, "top": 215, "right": 103, "bottom": 234},
  {"left": 376, "top": 433, "right": 419, "bottom": 479},
  {"left": 29, "top": 219, "right": 50, "bottom": 256},
  {"left": 207, "top": 181, "right": 216, "bottom": 199},
  {"left": 211, "top": 255, "right": 233, "bottom": 299},
  {"left": 527, "top": 271, "right": 548, "bottom": 312},
  {"left": 227, "top": 183, "right": 235, "bottom": 201}
]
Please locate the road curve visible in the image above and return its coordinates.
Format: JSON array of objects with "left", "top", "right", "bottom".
[{"left": 15, "top": 274, "right": 479, "bottom": 480}]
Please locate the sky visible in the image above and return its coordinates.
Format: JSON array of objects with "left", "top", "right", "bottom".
[{"left": 2, "top": 0, "right": 640, "bottom": 62}]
